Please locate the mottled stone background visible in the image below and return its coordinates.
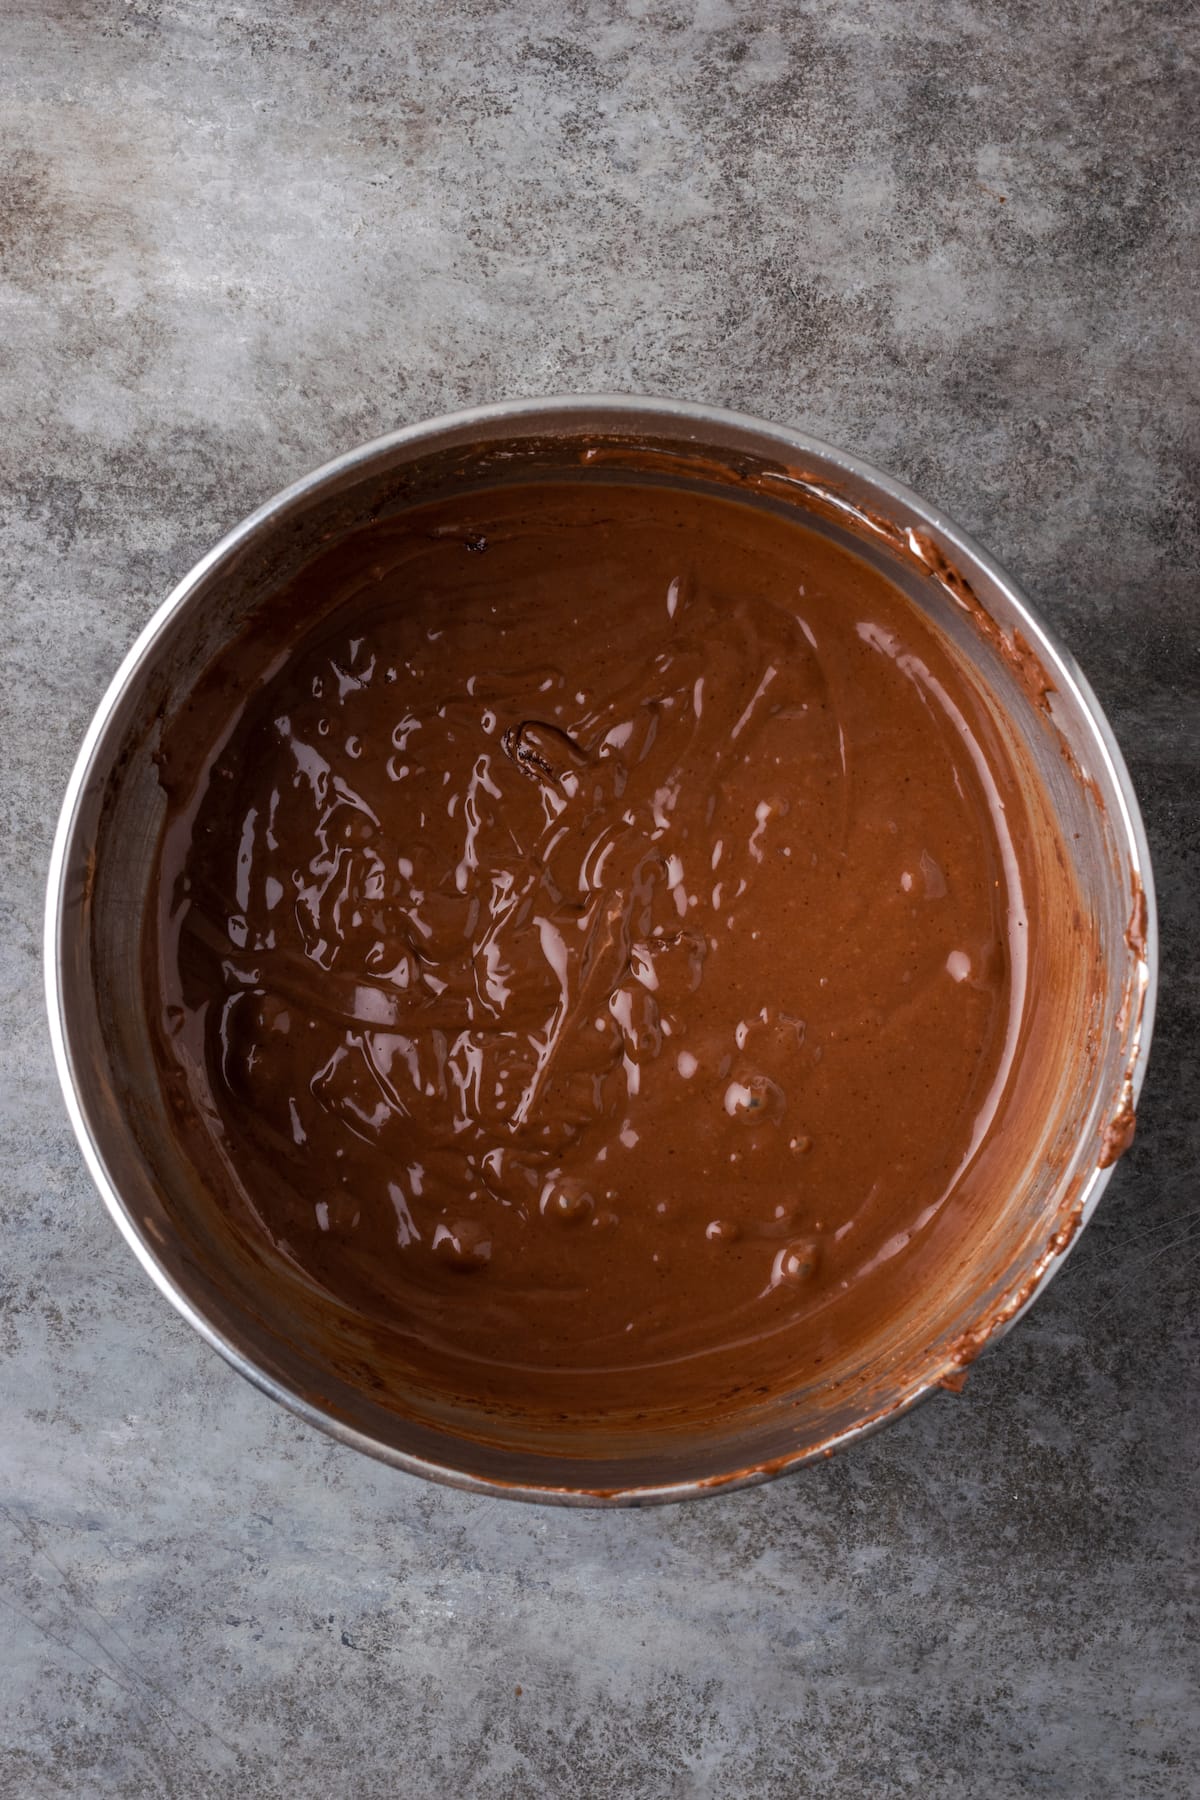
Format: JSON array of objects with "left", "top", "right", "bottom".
[{"left": 1, "top": 2, "right": 1196, "bottom": 1795}]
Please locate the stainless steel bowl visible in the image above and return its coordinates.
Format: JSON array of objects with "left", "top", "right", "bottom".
[{"left": 45, "top": 397, "right": 1156, "bottom": 1504}]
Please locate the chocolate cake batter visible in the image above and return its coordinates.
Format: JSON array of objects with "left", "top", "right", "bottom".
[{"left": 148, "top": 477, "right": 1035, "bottom": 1425}]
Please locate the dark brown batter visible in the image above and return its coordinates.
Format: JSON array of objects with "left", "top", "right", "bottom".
[{"left": 148, "top": 476, "right": 1035, "bottom": 1428}]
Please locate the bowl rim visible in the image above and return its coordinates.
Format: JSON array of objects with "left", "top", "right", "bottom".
[{"left": 44, "top": 393, "right": 1159, "bottom": 1505}]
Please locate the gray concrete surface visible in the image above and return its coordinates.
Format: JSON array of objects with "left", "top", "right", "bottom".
[{"left": 2, "top": 1, "right": 1197, "bottom": 1794}]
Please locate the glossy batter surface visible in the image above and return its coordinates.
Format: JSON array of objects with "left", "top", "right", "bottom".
[{"left": 150, "top": 479, "right": 1029, "bottom": 1416}]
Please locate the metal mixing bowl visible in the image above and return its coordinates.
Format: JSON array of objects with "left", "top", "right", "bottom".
[{"left": 45, "top": 397, "right": 1156, "bottom": 1504}]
